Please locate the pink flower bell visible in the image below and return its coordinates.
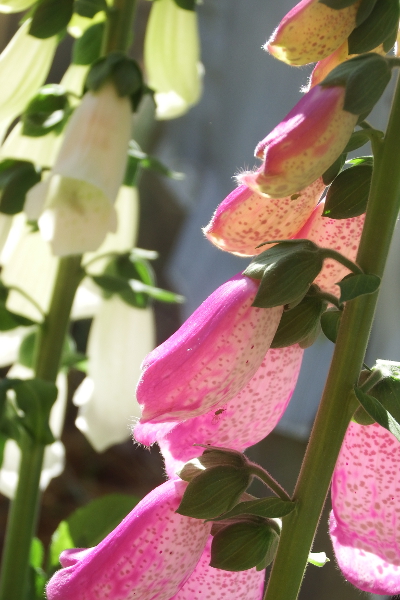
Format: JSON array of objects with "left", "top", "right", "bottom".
[
  {"left": 136, "top": 274, "right": 283, "bottom": 433},
  {"left": 46, "top": 479, "right": 211, "bottom": 600},
  {"left": 330, "top": 422, "right": 400, "bottom": 595},
  {"left": 240, "top": 85, "right": 358, "bottom": 199},
  {"left": 266, "top": 0, "right": 359, "bottom": 66},
  {"left": 294, "top": 201, "right": 365, "bottom": 296},
  {"left": 203, "top": 178, "right": 325, "bottom": 257},
  {"left": 136, "top": 345, "right": 304, "bottom": 478}
]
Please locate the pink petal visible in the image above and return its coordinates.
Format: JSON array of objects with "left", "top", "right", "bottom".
[
  {"left": 171, "top": 537, "right": 265, "bottom": 600},
  {"left": 156, "top": 345, "right": 304, "bottom": 478},
  {"left": 46, "top": 479, "right": 211, "bottom": 600},
  {"left": 136, "top": 274, "right": 283, "bottom": 431},
  {"left": 330, "top": 422, "right": 400, "bottom": 595},
  {"left": 204, "top": 179, "right": 325, "bottom": 257},
  {"left": 240, "top": 86, "right": 357, "bottom": 198},
  {"left": 266, "top": 0, "right": 358, "bottom": 66},
  {"left": 294, "top": 202, "right": 365, "bottom": 296}
]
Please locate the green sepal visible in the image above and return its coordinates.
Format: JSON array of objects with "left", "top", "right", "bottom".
[
  {"left": 72, "top": 21, "right": 104, "bottom": 66},
  {"left": 11, "top": 378, "right": 57, "bottom": 445},
  {"left": 0, "top": 159, "right": 41, "bottom": 215},
  {"left": 270, "top": 295, "right": 326, "bottom": 348},
  {"left": 322, "top": 153, "right": 346, "bottom": 185},
  {"left": 343, "top": 130, "right": 371, "bottom": 153},
  {"left": 173, "top": 0, "right": 196, "bottom": 9},
  {"left": 29, "top": 0, "right": 74, "bottom": 38},
  {"left": 198, "top": 447, "right": 248, "bottom": 470},
  {"left": 354, "top": 386, "right": 400, "bottom": 442},
  {"left": 346, "top": 155, "right": 374, "bottom": 166},
  {"left": 308, "top": 551, "right": 330, "bottom": 567},
  {"left": 0, "top": 303, "right": 36, "bottom": 331},
  {"left": 85, "top": 52, "right": 144, "bottom": 110},
  {"left": 210, "top": 519, "right": 280, "bottom": 571},
  {"left": 337, "top": 272, "right": 380, "bottom": 303},
  {"left": 369, "top": 361, "right": 400, "bottom": 423},
  {"left": 352, "top": 405, "right": 376, "bottom": 425},
  {"left": 177, "top": 465, "right": 251, "bottom": 520},
  {"left": 74, "top": 0, "right": 108, "bottom": 18},
  {"left": 124, "top": 141, "right": 184, "bottom": 187},
  {"left": 321, "top": 308, "right": 342, "bottom": 343},
  {"left": 355, "top": 0, "right": 379, "bottom": 26},
  {"left": 348, "top": 0, "right": 400, "bottom": 54},
  {"left": 22, "top": 84, "right": 71, "bottom": 137},
  {"left": 209, "top": 497, "right": 296, "bottom": 521},
  {"left": 320, "top": 54, "right": 391, "bottom": 116},
  {"left": 323, "top": 164, "right": 372, "bottom": 219}
]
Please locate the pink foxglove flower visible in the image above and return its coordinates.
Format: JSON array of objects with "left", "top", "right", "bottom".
[
  {"left": 294, "top": 201, "right": 365, "bottom": 296},
  {"left": 330, "top": 422, "right": 400, "bottom": 595},
  {"left": 136, "top": 274, "right": 283, "bottom": 433},
  {"left": 240, "top": 85, "right": 357, "bottom": 199},
  {"left": 46, "top": 479, "right": 211, "bottom": 600},
  {"left": 25, "top": 82, "right": 132, "bottom": 256},
  {"left": 204, "top": 178, "right": 325, "bottom": 257},
  {"left": 171, "top": 537, "right": 265, "bottom": 600},
  {"left": 136, "top": 345, "right": 304, "bottom": 477},
  {"left": 266, "top": 0, "right": 359, "bottom": 66}
]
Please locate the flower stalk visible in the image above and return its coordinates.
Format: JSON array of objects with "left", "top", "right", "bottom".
[{"left": 263, "top": 71, "right": 400, "bottom": 600}]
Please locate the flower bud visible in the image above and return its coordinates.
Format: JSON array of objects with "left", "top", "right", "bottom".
[
  {"left": 204, "top": 178, "right": 325, "bottom": 257},
  {"left": 240, "top": 85, "right": 358, "bottom": 198},
  {"left": 144, "top": 0, "right": 203, "bottom": 119},
  {"left": 266, "top": 0, "right": 359, "bottom": 66}
]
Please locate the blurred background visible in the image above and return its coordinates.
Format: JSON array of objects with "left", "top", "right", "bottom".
[{"left": 0, "top": 2, "right": 399, "bottom": 599}]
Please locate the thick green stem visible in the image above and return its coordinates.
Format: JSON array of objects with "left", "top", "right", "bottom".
[
  {"left": 103, "top": 0, "right": 137, "bottom": 54},
  {"left": 0, "top": 256, "right": 83, "bottom": 600},
  {"left": 264, "top": 72, "right": 400, "bottom": 600}
]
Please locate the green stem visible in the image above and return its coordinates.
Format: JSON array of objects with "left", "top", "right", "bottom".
[
  {"left": 103, "top": 0, "right": 137, "bottom": 54},
  {"left": 264, "top": 71, "right": 400, "bottom": 600},
  {"left": 249, "top": 464, "right": 292, "bottom": 502},
  {"left": 0, "top": 256, "right": 83, "bottom": 600},
  {"left": 320, "top": 248, "right": 363, "bottom": 275}
]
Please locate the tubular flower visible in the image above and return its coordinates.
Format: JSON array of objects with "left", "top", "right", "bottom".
[
  {"left": 136, "top": 345, "right": 304, "bottom": 478},
  {"left": 46, "top": 479, "right": 212, "bottom": 600},
  {"left": 136, "top": 274, "right": 283, "bottom": 431},
  {"left": 330, "top": 422, "right": 400, "bottom": 595},
  {"left": 239, "top": 85, "right": 358, "bottom": 199},
  {"left": 204, "top": 178, "right": 325, "bottom": 257},
  {"left": 0, "top": 20, "right": 57, "bottom": 138},
  {"left": 171, "top": 537, "right": 265, "bottom": 600},
  {"left": 266, "top": 0, "right": 359, "bottom": 66},
  {"left": 25, "top": 82, "right": 132, "bottom": 256},
  {"left": 144, "top": 0, "right": 202, "bottom": 119},
  {"left": 294, "top": 201, "right": 365, "bottom": 296}
]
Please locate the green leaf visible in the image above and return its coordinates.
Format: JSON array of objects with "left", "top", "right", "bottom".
[
  {"left": 30, "top": 0, "right": 74, "bottom": 38},
  {"left": 210, "top": 520, "right": 280, "bottom": 571},
  {"left": 0, "top": 304, "right": 35, "bottom": 331},
  {"left": 369, "top": 362, "right": 400, "bottom": 423},
  {"left": 74, "top": 0, "right": 107, "bottom": 18},
  {"left": 308, "top": 551, "right": 330, "bottom": 567},
  {"left": 346, "top": 155, "right": 374, "bottom": 166},
  {"left": 72, "top": 22, "right": 104, "bottom": 65},
  {"left": 323, "top": 164, "right": 372, "bottom": 219},
  {"left": 27, "top": 538, "right": 46, "bottom": 600},
  {"left": 48, "top": 520, "right": 74, "bottom": 572},
  {"left": 173, "top": 0, "right": 195, "bottom": 9},
  {"left": 338, "top": 273, "right": 380, "bottom": 303},
  {"left": 177, "top": 466, "right": 251, "bottom": 519},
  {"left": 13, "top": 378, "right": 58, "bottom": 444},
  {"left": 355, "top": 0, "right": 379, "bottom": 26},
  {"left": 210, "top": 497, "right": 296, "bottom": 521},
  {"left": 271, "top": 296, "right": 325, "bottom": 348},
  {"left": 318, "top": 0, "right": 359, "bottom": 8},
  {"left": 321, "top": 309, "right": 342, "bottom": 343},
  {"left": 0, "top": 159, "right": 41, "bottom": 215},
  {"left": 322, "top": 153, "right": 346, "bottom": 186},
  {"left": 22, "top": 85, "right": 71, "bottom": 137},
  {"left": 348, "top": 0, "right": 400, "bottom": 53},
  {"left": 352, "top": 405, "right": 376, "bottom": 424},
  {"left": 129, "top": 280, "right": 185, "bottom": 304},
  {"left": 354, "top": 386, "right": 400, "bottom": 442},
  {"left": 343, "top": 130, "right": 371, "bottom": 153}
]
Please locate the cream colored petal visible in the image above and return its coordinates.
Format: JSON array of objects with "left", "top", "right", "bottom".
[
  {"left": 74, "top": 297, "right": 155, "bottom": 451},
  {"left": 0, "top": 0, "right": 35, "bottom": 12},
  {"left": 60, "top": 64, "right": 89, "bottom": 99},
  {"left": 0, "top": 122, "right": 63, "bottom": 169},
  {"left": 0, "top": 327, "right": 26, "bottom": 367}
]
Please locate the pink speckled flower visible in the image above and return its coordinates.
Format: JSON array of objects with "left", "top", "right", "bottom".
[
  {"left": 203, "top": 178, "right": 325, "bottom": 257},
  {"left": 136, "top": 274, "right": 283, "bottom": 433},
  {"left": 330, "top": 422, "right": 400, "bottom": 595},
  {"left": 294, "top": 201, "right": 365, "bottom": 296},
  {"left": 266, "top": 0, "right": 359, "bottom": 66},
  {"left": 239, "top": 85, "right": 358, "bottom": 199},
  {"left": 171, "top": 537, "right": 265, "bottom": 600},
  {"left": 136, "top": 345, "right": 303, "bottom": 477},
  {"left": 46, "top": 479, "right": 212, "bottom": 600}
]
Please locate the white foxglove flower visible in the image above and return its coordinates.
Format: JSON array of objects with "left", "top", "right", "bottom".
[
  {"left": 0, "top": 365, "right": 67, "bottom": 499},
  {"left": 0, "top": 0, "right": 35, "bottom": 12},
  {"left": 144, "top": 0, "right": 202, "bottom": 119},
  {"left": 25, "top": 82, "right": 132, "bottom": 256},
  {"left": 74, "top": 296, "right": 155, "bottom": 451},
  {"left": 0, "top": 20, "right": 57, "bottom": 139}
]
